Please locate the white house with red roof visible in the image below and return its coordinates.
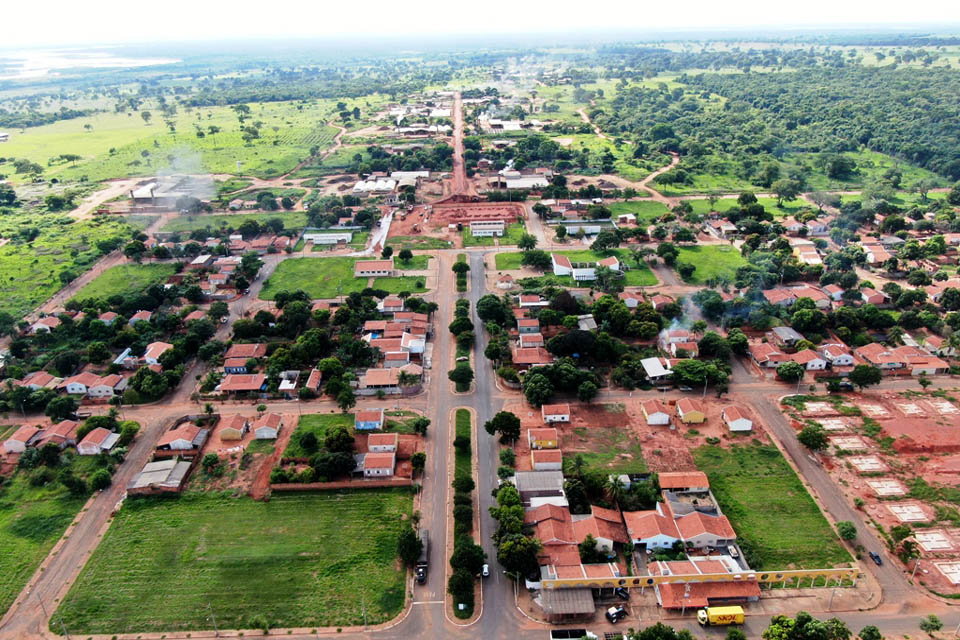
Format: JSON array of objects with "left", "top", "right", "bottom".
[
  {"left": 78, "top": 427, "right": 120, "bottom": 455},
  {"left": 3, "top": 425, "right": 43, "bottom": 453},
  {"left": 790, "top": 349, "right": 827, "bottom": 370},
  {"left": 721, "top": 406, "right": 753, "bottom": 432}
]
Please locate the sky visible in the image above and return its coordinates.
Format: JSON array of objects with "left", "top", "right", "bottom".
[{"left": 2, "top": 0, "right": 958, "bottom": 48}]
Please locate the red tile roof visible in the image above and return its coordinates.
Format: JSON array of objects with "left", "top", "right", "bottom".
[
  {"left": 355, "top": 409, "right": 384, "bottom": 423},
  {"left": 225, "top": 343, "right": 267, "bottom": 359},
  {"left": 676, "top": 512, "right": 737, "bottom": 539},
  {"left": 532, "top": 449, "right": 563, "bottom": 464},
  {"left": 364, "top": 452, "right": 395, "bottom": 469},
  {"left": 623, "top": 510, "right": 680, "bottom": 540},
  {"left": 541, "top": 403, "right": 570, "bottom": 416},
  {"left": 219, "top": 373, "right": 266, "bottom": 392},
  {"left": 80, "top": 427, "right": 113, "bottom": 447},
  {"left": 658, "top": 471, "right": 709, "bottom": 490}
]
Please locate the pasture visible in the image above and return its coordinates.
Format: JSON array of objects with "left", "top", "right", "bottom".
[
  {"left": 675, "top": 245, "right": 746, "bottom": 284},
  {"left": 71, "top": 263, "right": 177, "bottom": 301},
  {"left": 55, "top": 490, "right": 412, "bottom": 633},
  {"left": 694, "top": 444, "right": 851, "bottom": 569}
]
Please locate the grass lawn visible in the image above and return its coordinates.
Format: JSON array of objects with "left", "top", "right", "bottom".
[
  {"left": 373, "top": 276, "right": 429, "bottom": 294},
  {"left": 607, "top": 200, "right": 670, "bottom": 225},
  {"left": 283, "top": 413, "right": 355, "bottom": 458},
  {"left": 0, "top": 473, "right": 87, "bottom": 617},
  {"left": 383, "top": 410, "right": 420, "bottom": 434},
  {"left": 391, "top": 255, "right": 431, "bottom": 270},
  {"left": 71, "top": 263, "right": 177, "bottom": 301},
  {"left": 55, "top": 490, "right": 411, "bottom": 633},
  {"left": 675, "top": 245, "right": 745, "bottom": 284},
  {"left": 564, "top": 426, "right": 647, "bottom": 474},
  {"left": 244, "top": 439, "right": 275, "bottom": 455},
  {"left": 460, "top": 223, "right": 527, "bottom": 248},
  {"left": 386, "top": 235, "right": 453, "bottom": 250},
  {"left": 494, "top": 249, "right": 657, "bottom": 286},
  {"left": 162, "top": 211, "right": 309, "bottom": 234},
  {"left": 260, "top": 257, "right": 367, "bottom": 300},
  {"left": 693, "top": 444, "right": 852, "bottom": 570}
]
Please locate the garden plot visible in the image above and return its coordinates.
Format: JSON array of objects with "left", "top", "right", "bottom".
[
  {"left": 848, "top": 455, "right": 888, "bottom": 474},
  {"left": 830, "top": 436, "right": 868, "bottom": 451},
  {"left": 803, "top": 402, "right": 836, "bottom": 415},
  {"left": 886, "top": 502, "right": 930, "bottom": 523},
  {"left": 866, "top": 479, "right": 907, "bottom": 497}
]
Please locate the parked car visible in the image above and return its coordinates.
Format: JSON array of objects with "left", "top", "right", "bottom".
[
  {"left": 727, "top": 545, "right": 739, "bottom": 558},
  {"left": 481, "top": 564, "right": 489, "bottom": 577},
  {"left": 837, "top": 381, "right": 854, "bottom": 391},
  {"left": 614, "top": 587, "right": 630, "bottom": 600},
  {"left": 678, "top": 385, "right": 694, "bottom": 392},
  {"left": 605, "top": 606, "right": 627, "bottom": 623},
  {"left": 869, "top": 551, "right": 883, "bottom": 566}
]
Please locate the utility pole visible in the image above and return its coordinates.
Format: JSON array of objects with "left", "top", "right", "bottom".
[
  {"left": 38, "top": 595, "right": 71, "bottom": 640},
  {"left": 361, "top": 597, "right": 368, "bottom": 628}
]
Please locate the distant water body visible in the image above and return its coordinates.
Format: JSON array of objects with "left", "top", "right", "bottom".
[{"left": 0, "top": 47, "right": 179, "bottom": 80}]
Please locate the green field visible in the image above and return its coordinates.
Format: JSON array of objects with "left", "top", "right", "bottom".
[
  {"left": 72, "top": 263, "right": 177, "bottom": 301},
  {"left": 283, "top": 413, "right": 354, "bottom": 458},
  {"left": 0, "top": 98, "right": 380, "bottom": 184},
  {"left": 607, "top": 200, "right": 671, "bottom": 225},
  {"left": 55, "top": 490, "right": 411, "bottom": 633},
  {"left": 0, "top": 215, "right": 135, "bottom": 317},
  {"left": 0, "top": 473, "right": 87, "bottom": 616},
  {"left": 694, "top": 444, "right": 851, "bottom": 570},
  {"left": 564, "top": 426, "right": 647, "bottom": 474},
  {"left": 373, "top": 276, "right": 429, "bottom": 294},
  {"left": 391, "top": 254, "right": 431, "bottom": 270},
  {"left": 386, "top": 235, "right": 453, "bottom": 250},
  {"left": 494, "top": 249, "right": 658, "bottom": 286},
  {"left": 460, "top": 223, "right": 527, "bottom": 247},
  {"left": 260, "top": 257, "right": 365, "bottom": 300},
  {"left": 161, "top": 211, "right": 309, "bottom": 233},
  {"left": 675, "top": 245, "right": 746, "bottom": 284}
]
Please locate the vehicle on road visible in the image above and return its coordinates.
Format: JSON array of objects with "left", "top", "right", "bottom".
[
  {"left": 550, "top": 631, "right": 598, "bottom": 639},
  {"left": 614, "top": 587, "right": 630, "bottom": 600},
  {"left": 415, "top": 529, "right": 429, "bottom": 583},
  {"left": 678, "top": 385, "right": 694, "bottom": 392},
  {"left": 869, "top": 551, "right": 883, "bottom": 566},
  {"left": 697, "top": 606, "right": 745, "bottom": 626},
  {"left": 605, "top": 606, "right": 627, "bottom": 623},
  {"left": 482, "top": 564, "right": 489, "bottom": 577}
]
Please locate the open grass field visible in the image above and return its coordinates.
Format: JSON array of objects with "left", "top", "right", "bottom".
[
  {"left": 675, "top": 245, "right": 746, "bottom": 284},
  {"left": 387, "top": 235, "right": 453, "bottom": 250},
  {"left": 494, "top": 249, "right": 658, "bottom": 286},
  {"left": 0, "top": 215, "right": 135, "bottom": 317},
  {"left": 373, "top": 276, "right": 429, "bottom": 294},
  {"left": 565, "top": 426, "right": 647, "bottom": 474},
  {"left": 161, "top": 211, "right": 309, "bottom": 233},
  {"left": 71, "top": 263, "right": 177, "bottom": 301},
  {"left": 0, "top": 473, "right": 87, "bottom": 617},
  {"left": 391, "top": 254, "right": 431, "bottom": 270},
  {"left": 55, "top": 490, "right": 411, "bottom": 633},
  {"left": 460, "top": 223, "right": 527, "bottom": 248},
  {"left": 0, "top": 96, "right": 388, "bottom": 185},
  {"left": 283, "top": 413, "right": 354, "bottom": 458},
  {"left": 607, "top": 200, "right": 670, "bottom": 225},
  {"left": 260, "top": 257, "right": 365, "bottom": 300},
  {"left": 840, "top": 190, "right": 947, "bottom": 208},
  {"left": 693, "top": 444, "right": 851, "bottom": 570}
]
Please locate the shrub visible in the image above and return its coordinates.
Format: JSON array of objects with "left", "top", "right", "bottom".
[{"left": 90, "top": 468, "right": 112, "bottom": 491}]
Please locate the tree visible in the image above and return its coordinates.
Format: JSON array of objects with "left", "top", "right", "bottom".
[
  {"left": 140, "top": 110, "right": 152, "bottom": 124},
  {"left": 299, "top": 431, "right": 319, "bottom": 454},
  {"left": 202, "top": 453, "right": 220, "bottom": 473},
  {"left": 90, "top": 468, "right": 112, "bottom": 491},
  {"left": 411, "top": 452, "right": 426, "bottom": 475},
  {"left": 324, "top": 425, "right": 355, "bottom": 453},
  {"left": 591, "top": 230, "right": 620, "bottom": 252},
  {"left": 484, "top": 411, "right": 521, "bottom": 443},
  {"left": 554, "top": 225, "right": 567, "bottom": 240},
  {"left": 920, "top": 615, "right": 942, "bottom": 634},
  {"left": 447, "top": 567, "right": 474, "bottom": 605},
  {"left": 450, "top": 540, "right": 486, "bottom": 575},
  {"left": 497, "top": 533, "right": 542, "bottom": 576},
  {"left": 520, "top": 249, "right": 552, "bottom": 270},
  {"left": 123, "top": 240, "right": 146, "bottom": 262},
  {"left": 45, "top": 396, "right": 78, "bottom": 421},
  {"left": 397, "top": 525, "right": 423, "bottom": 566},
  {"left": 798, "top": 424, "right": 828, "bottom": 451},
  {"left": 337, "top": 387, "right": 357, "bottom": 412},
  {"left": 448, "top": 362, "right": 474, "bottom": 389},
  {"left": 772, "top": 179, "right": 802, "bottom": 205},
  {"left": 452, "top": 475, "right": 475, "bottom": 493},
  {"left": 452, "top": 261, "right": 470, "bottom": 275},
  {"left": 381, "top": 245, "right": 393, "bottom": 259},
  {"left": 858, "top": 627, "right": 883, "bottom": 640},
  {"left": 398, "top": 248, "right": 414, "bottom": 263},
  {"left": 849, "top": 364, "right": 882, "bottom": 390},
  {"left": 577, "top": 380, "right": 598, "bottom": 403},
  {"left": 776, "top": 361, "right": 806, "bottom": 383},
  {"left": 836, "top": 521, "right": 857, "bottom": 541},
  {"left": 522, "top": 372, "right": 555, "bottom": 406},
  {"left": 518, "top": 233, "right": 538, "bottom": 251}
]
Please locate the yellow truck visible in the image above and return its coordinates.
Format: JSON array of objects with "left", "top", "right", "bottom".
[{"left": 697, "top": 606, "right": 745, "bottom": 626}]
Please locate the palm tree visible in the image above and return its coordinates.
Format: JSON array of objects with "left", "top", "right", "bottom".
[
  {"left": 607, "top": 475, "right": 626, "bottom": 507},
  {"left": 565, "top": 454, "right": 588, "bottom": 480}
]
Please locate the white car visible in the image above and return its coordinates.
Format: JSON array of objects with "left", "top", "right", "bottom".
[{"left": 481, "top": 564, "right": 489, "bottom": 577}]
